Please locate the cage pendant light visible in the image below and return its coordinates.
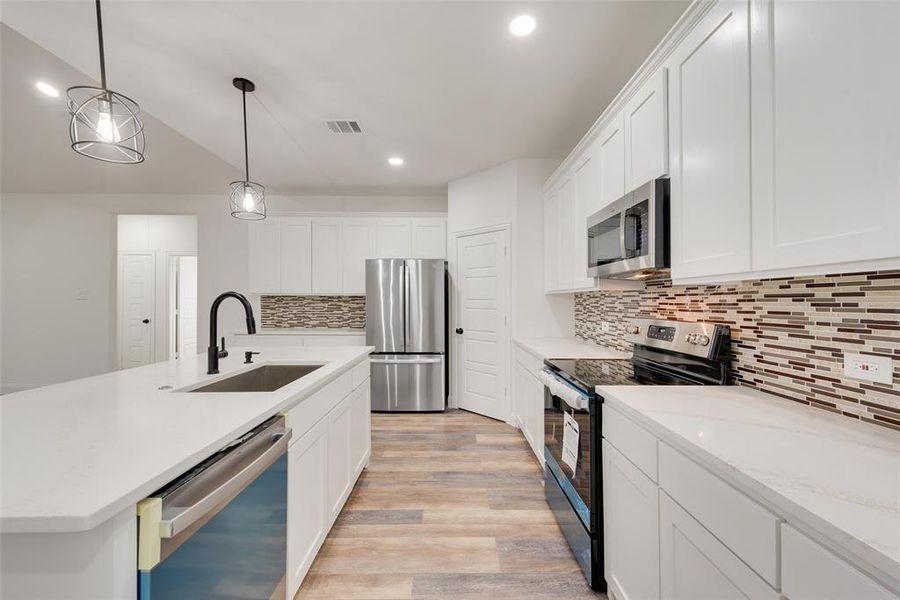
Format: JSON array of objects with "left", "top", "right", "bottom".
[
  {"left": 67, "top": 0, "right": 145, "bottom": 164},
  {"left": 229, "top": 78, "right": 266, "bottom": 220}
]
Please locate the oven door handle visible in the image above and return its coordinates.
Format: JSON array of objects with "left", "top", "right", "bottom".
[
  {"left": 538, "top": 369, "right": 591, "bottom": 411},
  {"left": 157, "top": 423, "right": 291, "bottom": 539}
]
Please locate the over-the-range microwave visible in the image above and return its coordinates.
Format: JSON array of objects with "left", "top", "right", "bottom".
[{"left": 586, "top": 178, "right": 669, "bottom": 280}]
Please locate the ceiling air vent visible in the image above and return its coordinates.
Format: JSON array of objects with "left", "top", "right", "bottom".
[{"left": 326, "top": 120, "right": 363, "bottom": 134}]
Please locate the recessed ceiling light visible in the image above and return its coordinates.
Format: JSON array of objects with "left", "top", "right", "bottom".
[
  {"left": 388, "top": 157, "right": 404, "bottom": 166},
  {"left": 35, "top": 81, "right": 60, "bottom": 97},
  {"left": 509, "top": 15, "right": 536, "bottom": 37}
]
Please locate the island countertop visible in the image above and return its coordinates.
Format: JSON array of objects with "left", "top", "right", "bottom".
[
  {"left": 0, "top": 345, "right": 372, "bottom": 534},
  {"left": 598, "top": 385, "right": 900, "bottom": 591}
]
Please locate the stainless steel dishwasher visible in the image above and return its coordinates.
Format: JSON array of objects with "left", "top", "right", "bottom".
[{"left": 136, "top": 415, "right": 291, "bottom": 600}]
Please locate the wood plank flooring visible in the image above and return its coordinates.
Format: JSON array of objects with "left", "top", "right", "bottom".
[{"left": 295, "top": 410, "right": 604, "bottom": 600}]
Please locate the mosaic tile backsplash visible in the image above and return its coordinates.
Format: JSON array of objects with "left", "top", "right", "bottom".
[
  {"left": 574, "top": 270, "right": 900, "bottom": 432},
  {"left": 261, "top": 295, "right": 365, "bottom": 329}
]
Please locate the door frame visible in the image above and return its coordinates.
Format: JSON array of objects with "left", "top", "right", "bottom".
[
  {"left": 450, "top": 223, "right": 512, "bottom": 423},
  {"left": 117, "top": 251, "right": 156, "bottom": 369},
  {"left": 166, "top": 251, "right": 198, "bottom": 360}
]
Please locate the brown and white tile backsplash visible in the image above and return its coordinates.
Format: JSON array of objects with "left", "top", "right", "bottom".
[
  {"left": 574, "top": 270, "right": 900, "bottom": 431},
  {"left": 261, "top": 296, "right": 365, "bottom": 329}
]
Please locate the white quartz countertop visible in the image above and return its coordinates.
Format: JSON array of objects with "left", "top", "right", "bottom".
[
  {"left": 235, "top": 327, "right": 365, "bottom": 336},
  {"left": 598, "top": 385, "right": 900, "bottom": 588},
  {"left": 0, "top": 346, "right": 372, "bottom": 534},
  {"left": 514, "top": 337, "right": 630, "bottom": 360}
]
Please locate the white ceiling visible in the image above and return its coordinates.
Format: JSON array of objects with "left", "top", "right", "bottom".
[{"left": 1, "top": 1, "right": 688, "bottom": 195}]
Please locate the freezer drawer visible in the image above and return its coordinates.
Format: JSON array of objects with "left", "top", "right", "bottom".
[{"left": 370, "top": 354, "right": 445, "bottom": 412}]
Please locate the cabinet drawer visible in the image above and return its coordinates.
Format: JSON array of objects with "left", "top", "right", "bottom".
[
  {"left": 602, "top": 405, "right": 658, "bottom": 482},
  {"left": 351, "top": 359, "right": 370, "bottom": 389},
  {"left": 658, "top": 442, "right": 781, "bottom": 587},
  {"left": 514, "top": 346, "right": 544, "bottom": 376},
  {"left": 782, "top": 525, "right": 897, "bottom": 600}
]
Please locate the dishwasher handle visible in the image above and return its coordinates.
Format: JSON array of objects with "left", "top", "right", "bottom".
[{"left": 157, "top": 417, "right": 291, "bottom": 539}]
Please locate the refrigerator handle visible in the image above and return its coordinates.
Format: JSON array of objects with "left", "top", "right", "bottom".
[{"left": 403, "top": 261, "right": 410, "bottom": 349}]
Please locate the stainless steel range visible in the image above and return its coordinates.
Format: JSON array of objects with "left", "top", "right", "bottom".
[{"left": 540, "top": 319, "right": 731, "bottom": 591}]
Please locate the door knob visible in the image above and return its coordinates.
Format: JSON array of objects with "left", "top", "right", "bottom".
[
  {"left": 142, "top": 318, "right": 151, "bottom": 324},
  {"left": 455, "top": 328, "right": 464, "bottom": 334}
]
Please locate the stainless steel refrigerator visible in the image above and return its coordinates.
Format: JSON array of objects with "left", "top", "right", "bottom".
[{"left": 366, "top": 258, "right": 447, "bottom": 412}]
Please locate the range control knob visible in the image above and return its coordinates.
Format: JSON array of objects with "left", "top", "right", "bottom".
[
  {"left": 697, "top": 334, "right": 710, "bottom": 346},
  {"left": 627, "top": 325, "right": 641, "bottom": 335},
  {"left": 685, "top": 333, "right": 697, "bottom": 344}
]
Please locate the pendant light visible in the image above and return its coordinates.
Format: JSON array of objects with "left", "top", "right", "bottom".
[
  {"left": 67, "top": 0, "right": 145, "bottom": 164},
  {"left": 229, "top": 77, "right": 266, "bottom": 220}
]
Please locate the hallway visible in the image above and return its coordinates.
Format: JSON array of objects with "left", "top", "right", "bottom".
[{"left": 294, "top": 410, "right": 603, "bottom": 599}]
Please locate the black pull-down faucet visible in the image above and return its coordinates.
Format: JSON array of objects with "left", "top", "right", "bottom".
[{"left": 208, "top": 291, "right": 256, "bottom": 374}]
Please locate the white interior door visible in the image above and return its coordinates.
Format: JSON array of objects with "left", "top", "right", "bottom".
[
  {"left": 454, "top": 228, "right": 510, "bottom": 422},
  {"left": 176, "top": 255, "right": 198, "bottom": 358},
  {"left": 121, "top": 253, "right": 155, "bottom": 369}
]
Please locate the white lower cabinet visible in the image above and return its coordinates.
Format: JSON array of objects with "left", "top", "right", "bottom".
[
  {"left": 602, "top": 404, "right": 899, "bottom": 600},
  {"left": 781, "top": 525, "right": 896, "bottom": 600},
  {"left": 287, "top": 419, "right": 328, "bottom": 595},
  {"left": 287, "top": 372, "right": 371, "bottom": 598},
  {"left": 602, "top": 439, "right": 659, "bottom": 600},
  {"left": 513, "top": 348, "right": 545, "bottom": 464},
  {"left": 659, "top": 491, "right": 779, "bottom": 600}
]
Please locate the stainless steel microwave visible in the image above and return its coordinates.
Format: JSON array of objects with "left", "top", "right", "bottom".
[{"left": 586, "top": 178, "right": 669, "bottom": 280}]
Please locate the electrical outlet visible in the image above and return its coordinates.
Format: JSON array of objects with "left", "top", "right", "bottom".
[
  {"left": 601, "top": 321, "right": 611, "bottom": 333},
  {"left": 843, "top": 353, "right": 893, "bottom": 384}
]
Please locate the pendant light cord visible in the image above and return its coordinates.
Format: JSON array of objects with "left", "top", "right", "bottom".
[
  {"left": 242, "top": 87, "right": 250, "bottom": 181},
  {"left": 95, "top": 0, "right": 107, "bottom": 90}
]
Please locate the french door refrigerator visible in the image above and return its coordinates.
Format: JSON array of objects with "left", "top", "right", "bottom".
[{"left": 366, "top": 258, "right": 447, "bottom": 411}]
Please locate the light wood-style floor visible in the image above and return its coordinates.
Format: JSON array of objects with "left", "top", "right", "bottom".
[{"left": 294, "top": 410, "right": 605, "bottom": 600}]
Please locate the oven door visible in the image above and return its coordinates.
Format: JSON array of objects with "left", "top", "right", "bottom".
[{"left": 542, "top": 378, "right": 594, "bottom": 533}]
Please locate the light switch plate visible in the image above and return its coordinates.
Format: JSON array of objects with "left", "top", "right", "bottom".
[
  {"left": 843, "top": 353, "right": 893, "bottom": 384},
  {"left": 601, "top": 321, "right": 611, "bottom": 333}
]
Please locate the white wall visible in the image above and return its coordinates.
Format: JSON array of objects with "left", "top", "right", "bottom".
[
  {"left": 117, "top": 214, "right": 198, "bottom": 364},
  {"left": 446, "top": 159, "right": 574, "bottom": 408},
  {"left": 0, "top": 192, "right": 446, "bottom": 392}
]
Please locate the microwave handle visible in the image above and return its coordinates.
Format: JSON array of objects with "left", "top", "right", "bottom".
[{"left": 623, "top": 211, "right": 638, "bottom": 254}]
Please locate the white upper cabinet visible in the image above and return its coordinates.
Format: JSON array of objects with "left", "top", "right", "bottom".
[
  {"left": 280, "top": 218, "right": 312, "bottom": 294},
  {"left": 375, "top": 219, "right": 412, "bottom": 258},
  {"left": 750, "top": 0, "right": 900, "bottom": 272},
  {"left": 624, "top": 68, "right": 668, "bottom": 190},
  {"left": 248, "top": 221, "right": 282, "bottom": 293},
  {"left": 410, "top": 218, "right": 447, "bottom": 259},
  {"left": 572, "top": 146, "right": 599, "bottom": 289},
  {"left": 311, "top": 218, "right": 343, "bottom": 294},
  {"left": 667, "top": 0, "right": 752, "bottom": 281},
  {"left": 597, "top": 113, "right": 626, "bottom": 209},
  {"left": 341, "top": 218, "right": 376, "bottom": 294},
  {"left": 556, "top": 176, "right": 576, "bottom": 291},
  {"left": 543, "top": 189, "right": 559, "bottom": 293}
]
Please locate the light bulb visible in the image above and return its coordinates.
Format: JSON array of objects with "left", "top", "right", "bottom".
[
  {"left": 95, "top": 101, "right": 120, "bottom": 142},
  {"left": 242, "top": 189, "right": 255, "bottom": 211}
]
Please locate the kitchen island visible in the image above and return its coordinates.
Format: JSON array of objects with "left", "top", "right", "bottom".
[{"left": 0, "top": 345, "right": 372, "bottom": 599}]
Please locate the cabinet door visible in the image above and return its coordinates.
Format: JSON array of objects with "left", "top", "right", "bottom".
[
  {"left": 311, "top": 218, "right": 343, "bottom": 294},
  {"left": 248, "top": 220, "right": 281, "bottom": 293},
  {"left": 327, "top": 394, "right": 353, "bottom": 522},
  {"left": 668, "top": 0, "right": 751, "bottom": 280},
  {"left": 750, "top": 0, "right": 900, "bottom": 272},
  {"left": 349, "top": 382, "right": 371, "bottom": 476},
  {"left": 572, "top": 145, "right": 599, "bottom": 290},
  {"left": 287, "top": 419, "right": 328, "bottom": 597},
  {"left": 556, "top": 175, "right": 576, "bottom": 291},
  {"left": 543, "top": 190, "right": 559, "bottom": 292},
  {"left": 514, "top": 361, "right": 535, "bottom": 447},
  {"left": 376, "top": 218, "right": 412, "bottom": 258},
  {"left": 602, "top": 439, "right": 660, "bottom": 600},
  {"left": 342, "top": 218, "right": 376, "bottom": 294},
  {"left": 411, "top": 218, "right": 447, "bottom": 259},
  {"left": 281, "top": 218, "right": 312, "bottom": 294},
  {"left": 527, "top": 370, "right": 544, "bottom": 464},
  {"left": 659, "top": 491, "right": 779, "bottom": 600},
  {"left": 624, "top": 67, "right": 668, "bottom": 189},
  {"left": 598, "top": 113, "right": 626, "bottom": 208}
]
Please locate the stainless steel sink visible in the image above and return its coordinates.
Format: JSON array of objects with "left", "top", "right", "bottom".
[{"left": 188, "top": 364, "right": 324, "bottom": 393}]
